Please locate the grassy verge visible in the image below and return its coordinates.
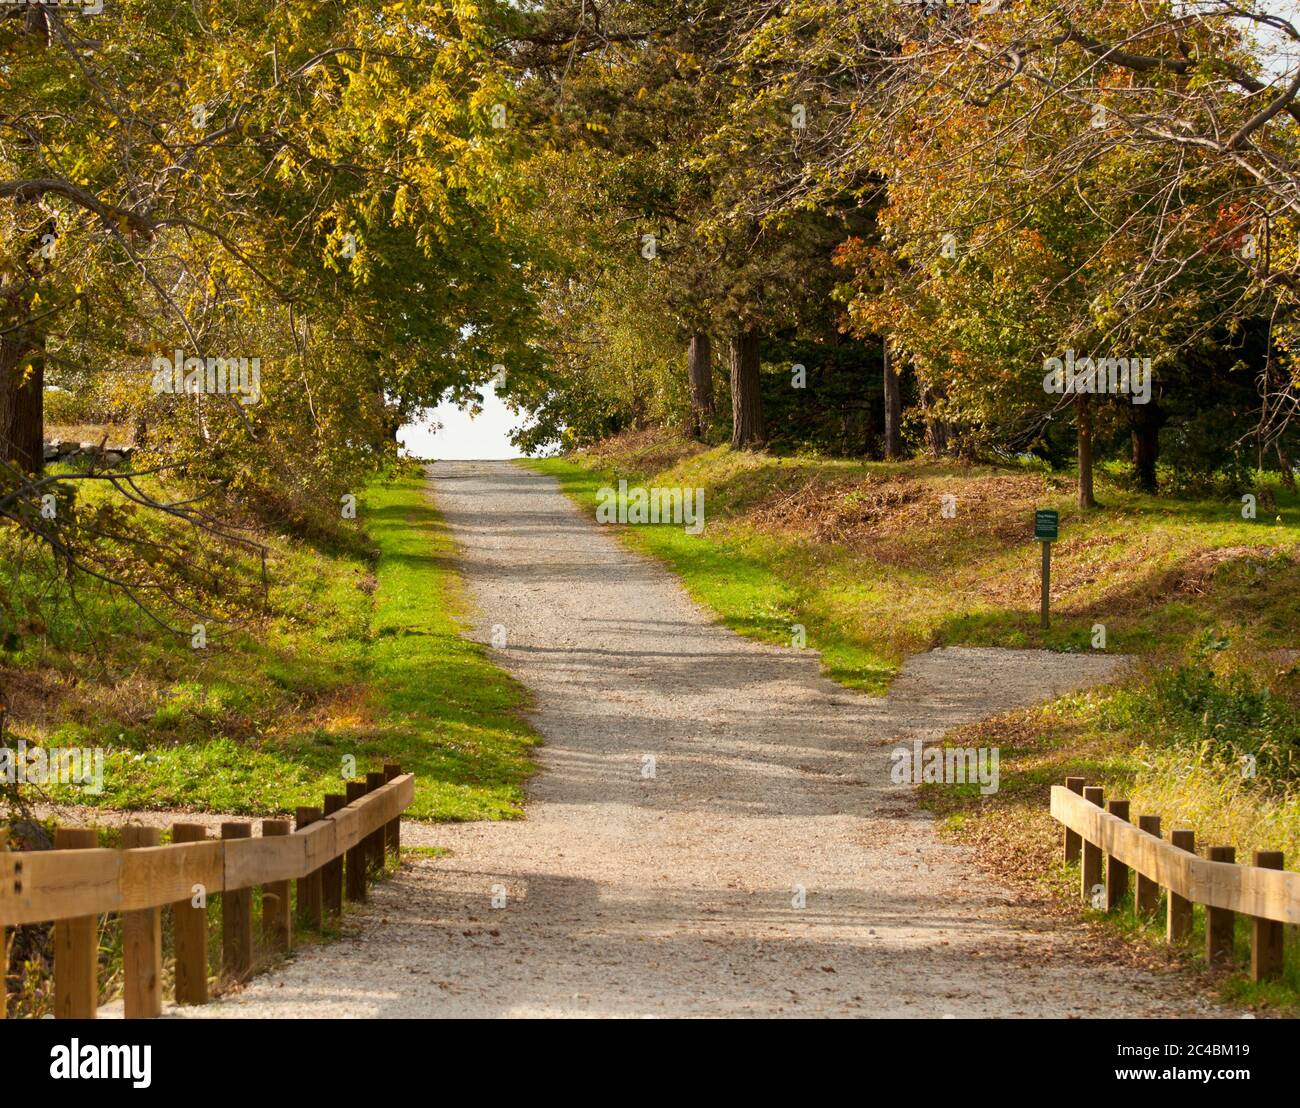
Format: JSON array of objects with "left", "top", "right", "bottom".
[
  {"left": 360, "top": 476, "right": 539, "bottom": 820},
  {"left": 2, "top": 470, "right": 538, "bottom": 821}
]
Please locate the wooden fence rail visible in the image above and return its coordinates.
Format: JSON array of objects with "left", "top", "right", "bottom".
[
  {"left": 0, "top": 766, "right": 415, "bottom": 1018},
  {"left": 1050, "top": 780, "right": 1299, "bottom": 981}
]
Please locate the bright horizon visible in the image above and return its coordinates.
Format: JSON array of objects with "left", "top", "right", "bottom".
[{"left": 399, "top": 380, "right": 528, "bottom": 460}]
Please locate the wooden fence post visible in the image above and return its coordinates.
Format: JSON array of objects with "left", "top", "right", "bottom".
[
  {"left": 1081, "top": 786, "right": 1104, "bottom": 905},
  {"left": 261, "top": 819, "right": 293, "bottom": 954},
  {"left": 322, "top": 793, "right": 345, "bottom": 918},
  {"left": 1135, "top": 815, "right": 1161, "bottom": 916},
  {"left": 295, "top": 807, "right": 323, "bottom": 932},
  {"left": 171, "top": 823, "right": 209, "bottom": 1004},
  {"left": 1166, "top": 829, "right": 1195, "bottom": 944},
  {"left": 366, "top": 771, "right": 386, "bottom": 875},
  {"left": 1250, "top": 851, "right": 1285, "bottom": 982},
  {"left": 221, "top": 822, "right": 253, "bottom": 979},
  {"left": 120, "top": 825, "right": 162, "bottom": 1018},
  {"left": 1104, "top": 800, "right": 1130, "bottom": 911},
  {"left": 1206, "top": 845, "right": 1237, "bottom": 965},
  {"left": 1062, "top": 777, "right": 1085, "bottom": 863},
  {"left": 345, "top": 780, "right": 367, "bottom": 903},
  {"left": 53, "top": 827, "right": 99, "bottom": 1018},
  {"left": 384, "top": 763, "right": 402, "bottom": 860}
]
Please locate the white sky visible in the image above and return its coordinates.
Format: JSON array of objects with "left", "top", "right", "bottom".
[
  {"left": 398, "top": 380, "right": 528, "bottom": 459},
  {"left": 1252, "top": 1, "right": 1300, "bottom": 72}
]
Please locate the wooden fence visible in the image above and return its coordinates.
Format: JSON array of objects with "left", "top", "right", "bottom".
[
  {"left": 1051, "top": 778, "right": 1300, "bottom": 981},
  {"left": 0, "top": 762, "right": 414, "bottom": 1018}
]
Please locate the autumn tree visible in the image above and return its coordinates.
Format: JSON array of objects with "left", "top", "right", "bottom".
[
  {"left": 1, "top": 0, "right": 536, "bottom": 630},
  {"left": 742, "top": 0, "right": 1298, "bottom": 499}
]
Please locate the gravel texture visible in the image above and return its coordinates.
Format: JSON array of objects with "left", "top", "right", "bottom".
[{"left": 182, "top": 460, "right": 1223, "bottom": 1019}]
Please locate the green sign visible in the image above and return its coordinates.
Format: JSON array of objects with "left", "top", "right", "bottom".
[{"left": 1034, "top": 509, "right": 1059, "bottom": 542}]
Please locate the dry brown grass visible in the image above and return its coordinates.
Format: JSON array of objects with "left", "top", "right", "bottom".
[
  {"left": 44, "top": 423, "right": 135, "bottom": 446},
  {"left": 745, "top": 470, "right": 1070, "bottom": 571},
  {"left": 732, "top": 458, "right": 1298, "bottom": 613},
  {"left": 0, "top": 650, "right": 369, "bottom": 752},
  {"left": 577, "top": 428, "right": 708, "bottom": 475}
]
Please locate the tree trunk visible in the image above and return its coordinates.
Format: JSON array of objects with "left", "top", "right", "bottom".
[
  {"left": 1077, "top": 394, "right": 1096, "bottom": 509},
  {"left": 1278, "top": 441, "right": 1296, "bottom": 491},
  {"left": 921, "top": 386, "right": 952, "bottom": 456},
  {"left": 1, "top": 15, "right": 52, "bottom": 472},
  {"left": 0, "top": 333, "right": 19, "bottom": 467},
  {"left": 1, "top": 196, "right": 49, "bottom": 475},
  {"left": 1130, "top": 401, "right": 1164, "bottom": 493},
  {"left": 882, "top": 339, "right": 902, "bottom": 460},
  {"left": 687, "top": 331, "right": 714, "bottom": 439},
  {"left": 925, "top": 418, "right": 951, "bottom": 456},
  {"left": 12, "top": 345, "right": 43, "bottom": 474},
  {"left": 729, "top": 328, "right": 765, "bottom": 450},
  {"left": 0, "top": 313, "right": 43, "bottom": 475}
]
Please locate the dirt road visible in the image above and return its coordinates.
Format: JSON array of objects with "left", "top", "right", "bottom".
[{"left": 186, "top": 460, "right": 1220, "bottom": 1018}]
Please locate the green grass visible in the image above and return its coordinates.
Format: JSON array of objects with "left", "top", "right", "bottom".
[
  {"left": 6, "top": 472, "right": 539, "bottom": 821},
  {"left": 401, "top": 844, "right": 450, "bottom": 859}
]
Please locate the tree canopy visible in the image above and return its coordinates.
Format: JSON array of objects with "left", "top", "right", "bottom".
[{"left": 4, "top": 0, "right": 1298, "bottom": 629}]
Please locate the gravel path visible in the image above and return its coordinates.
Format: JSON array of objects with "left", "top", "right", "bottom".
[{"left": 185, "top": 460, "right": 1222, "bottom": 1019}]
